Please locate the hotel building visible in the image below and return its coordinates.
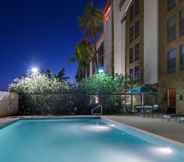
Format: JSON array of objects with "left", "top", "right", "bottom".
[{"left": 87, "top": 0, "right": 184, "bottom": 114}]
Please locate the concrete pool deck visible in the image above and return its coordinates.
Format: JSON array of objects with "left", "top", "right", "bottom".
[
  {"left": 104, "top": 116, "right": 184, "bottom": 144},
  {"left": 0, "top": 115, "right": 184, "bottom": 144}
]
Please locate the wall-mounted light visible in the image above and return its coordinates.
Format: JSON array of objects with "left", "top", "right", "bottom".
[{"left": 98, "top": 68, "right": 104, "bottom": 74}]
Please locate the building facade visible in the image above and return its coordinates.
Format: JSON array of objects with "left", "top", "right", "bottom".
[
  {"left": 117, "top": 0, "right": 184, "bottom": 114},
  {"left": 159, "top": 0, "right": 184, "bottom": 114},
  {"left": 86, "top": 0, "right": 184, "bottom": 114}
]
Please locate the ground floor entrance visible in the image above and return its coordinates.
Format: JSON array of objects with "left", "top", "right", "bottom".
[{"left": 167, "top": 88, "right": 176, "bottom": 113}]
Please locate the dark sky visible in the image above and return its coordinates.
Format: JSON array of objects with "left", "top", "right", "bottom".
[{"left": 0, "top": 0, "right": 105, "bottom": 90}]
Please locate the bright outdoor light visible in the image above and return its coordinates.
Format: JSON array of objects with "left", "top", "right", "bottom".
[
  {"left": 98, "top": 68, "right": 104, "bottom": 74},
  {"left": 31, "top": 67, "right": 39, "bottom": 74}
]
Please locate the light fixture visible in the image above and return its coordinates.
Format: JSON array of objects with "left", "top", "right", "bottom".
[
  {"left": 98, "top": 68, "right": 104, "bottom": 74},
  {"left": 31, "top": 67, "right": 39, "bottom": 74}
]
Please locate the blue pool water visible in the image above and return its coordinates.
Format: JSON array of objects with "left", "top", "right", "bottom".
[{"left": 0, "top": 117, "right": 184, "bottom": 162}]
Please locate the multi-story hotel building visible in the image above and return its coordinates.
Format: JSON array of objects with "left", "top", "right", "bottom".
[{"left": 86, "top": 0, "right": 184, "bottom": 114}]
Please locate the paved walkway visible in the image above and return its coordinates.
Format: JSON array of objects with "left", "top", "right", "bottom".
[
  {"left": 104, "top": 115, "right": 184, "bottom": 144},
  {"left": 0, "top": 117, "right": 18, "bottom": 127}
]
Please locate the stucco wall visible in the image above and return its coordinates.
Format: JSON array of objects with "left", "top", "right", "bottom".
[{"left": 0, "top": 91, "right": 19, "bottom": 117}]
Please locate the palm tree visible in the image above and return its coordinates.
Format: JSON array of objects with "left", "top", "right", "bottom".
[
  {"left": 79, "top": 2, "right": 103, "bottom": 65},
  {"left": 45, "top": 69, "right": 53, "bottom": 79},
  {"left": 74, "top": 40, "right": 93, "bottom": 81},
  {"left": 75, "top": 40, "right": 93, "bottom": 67},
  {"left": 57, "top": 68, "right": 70, "bottom": 82}
]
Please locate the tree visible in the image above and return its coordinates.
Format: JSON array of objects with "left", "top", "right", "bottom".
[
  {"left": 57, "top": 68, "right": 69, "bottom": 82},
  {"left": 78, "top": 2, "right": 103, "bottom": 67},
  {"left": 45, "top": 69, "right": 53, "bottom": 79},
  {"left": 80, "top": 2, "right": 103, "bottom": 43},
  {"left": 73, "top": 40, "right": 93, "bottom": 81},
  {"left": 75, "top": 40, "right": 93, "bottom": 67}
]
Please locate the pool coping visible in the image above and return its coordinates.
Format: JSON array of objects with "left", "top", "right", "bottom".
[
  {"left": 0, "top": 116, "right": 101, "bottom": 130},
  {"left": 102, "top": 117, "right": 184, "bottom": 148}
]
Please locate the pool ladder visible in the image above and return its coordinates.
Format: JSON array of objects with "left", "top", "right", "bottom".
[{"left": 91, "top": 104, "right": 103, "bottom": 115}]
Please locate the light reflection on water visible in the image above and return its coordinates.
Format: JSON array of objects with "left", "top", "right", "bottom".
[
  {"left": 82, "top": 124, "right": 112, "bottom": 132},
  {"left": 151, "top": 147, "right": 174, "bottom": 155}
]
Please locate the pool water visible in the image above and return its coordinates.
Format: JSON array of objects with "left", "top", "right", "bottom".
[{"left": 0, "top": 118, "right": 184, "bottom": 162}]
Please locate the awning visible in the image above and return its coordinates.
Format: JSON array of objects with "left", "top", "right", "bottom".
[{"left": 128, "top": 85, "right": 158, "bottom": 95}]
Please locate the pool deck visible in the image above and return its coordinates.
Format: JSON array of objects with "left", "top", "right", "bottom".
[
  {"left": 0, "top": 115, "right": 184, "bottom": 144},
  {"left": 104, "top": 115, "right": 184, "bottom": 144}
]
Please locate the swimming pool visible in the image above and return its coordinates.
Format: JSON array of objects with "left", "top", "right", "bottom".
[{"left": 0, "top": 117, "right": 184, "bottom": 162}]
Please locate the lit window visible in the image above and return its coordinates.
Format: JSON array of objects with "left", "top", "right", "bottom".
[
  {"left": 167, "top": 48, "right": 176, "bottom": 73},
  {"left": 167, "top": 16, "right": 177, "bottom": 42},
  {"left": 167, "top": 0, "right": 176, "bottom": 11},
  {"left": 180, "top": 10, "right": 184, "bottom": 36},
  {"left": 180, "top": 45, "right": 184, "bottom": 70}
]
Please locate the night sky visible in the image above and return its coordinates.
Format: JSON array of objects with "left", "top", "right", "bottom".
[{"left": 0, "top": 0, "right": 105, "bottom": 90}]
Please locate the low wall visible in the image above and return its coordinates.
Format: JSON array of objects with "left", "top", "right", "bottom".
[{"left": 0, "top": 91, "right": 19, "bottom": 117}]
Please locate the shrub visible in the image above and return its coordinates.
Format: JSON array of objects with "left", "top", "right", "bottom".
[
  {"left": 9, "top": 73, "right": 68, "bottom": 94},
  {"left": 9, "top": 73, "right": 70, "bottom": 115},
  {"left": 78, "top": 74, "right": 128, "bottom": 114}
]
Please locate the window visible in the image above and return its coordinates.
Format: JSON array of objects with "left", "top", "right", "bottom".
[
  {"left": 167, "top": 0, "right": 176, "bottom": 11},
  {"left": 135, "top": 20, "right": 140, "bottom": 39},
  {"left": 134, "top": 66, "right": 141, "bottom": 81},
  {"left": 129, "top": 68, "right": 134, "bottom": 80},
  {"left": 135, "top": 43, "right": 140, "bottom": 61},
  {"left": 167, "top": 48, "right": 176, "bottom": 73},
  {"left": 180, "top": 45, "right": 184, "bottom": 70},
  {"left": 134, "top": 0, "right": 140, "bottom": 16},
  {"left": 180, "top": 10, "right": 184, "bottom": 36},
  {"left": 129, "top": 26, "right": 134, "bottom": 43},
  {"left": 129, "top": 48, "right": 134, "bottom": 64},
  {"left": 167, "top": 16, "right": 177, "bottom": 42},
  {"left": 130, "top": 5, "right": 134, "bottom": 22},
  {"left": 129, "top": 25, "right": 134, "bottom": 43}
]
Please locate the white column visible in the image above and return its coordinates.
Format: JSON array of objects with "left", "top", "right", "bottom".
[{"left": 144, "top": 0, "right": 159, "bottom": 84}]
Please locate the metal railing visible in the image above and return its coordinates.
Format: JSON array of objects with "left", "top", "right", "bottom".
[{"left": 91, "top": 104, "right": 103, "bottom": 115}]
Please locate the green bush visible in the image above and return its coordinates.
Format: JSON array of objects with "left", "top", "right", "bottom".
[
  {"left": 78, "top": 74, "right": 128, "bottom": 114},
  {"left": 9, "top": 73, "right": 70, "bottom": 115}
]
